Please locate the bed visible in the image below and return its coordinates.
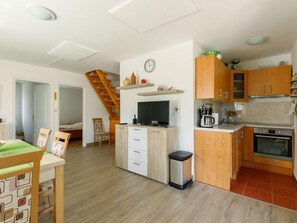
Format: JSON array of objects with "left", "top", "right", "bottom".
[{"left": 59, "top": 122, "right": 83, "bottom": 140}]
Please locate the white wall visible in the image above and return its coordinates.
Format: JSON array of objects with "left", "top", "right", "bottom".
[
  {"left": 240, "top": 53, "right": 291, "bottom": 70},
  {"left": 0, "top": 59, "right": 109, "bottom": 145},
  {"left": 120, "top": 41, "right": 203, "bottom": 154},
  {"left": 60, "top": 87, "right": 83, "bottom": 124},
  {"left": 291, "top": 38, "right": 297, "bottom": 179}
]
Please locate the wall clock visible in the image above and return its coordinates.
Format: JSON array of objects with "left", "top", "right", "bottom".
[{"left": 144, "top": 59, "right": 156, "bottom": 73}]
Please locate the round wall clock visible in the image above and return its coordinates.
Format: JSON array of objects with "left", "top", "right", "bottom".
[{"left": 144, "top": 59, "right": 156, "bottom": 73}]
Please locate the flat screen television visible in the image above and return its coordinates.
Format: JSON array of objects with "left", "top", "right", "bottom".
[{"left": 137, "top": 101, "right": 169, "bottom": 126}]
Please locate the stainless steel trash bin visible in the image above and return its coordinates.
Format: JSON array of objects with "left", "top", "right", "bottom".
[{"left": 169, "top": 150, "right": 193, "bottom": 190}]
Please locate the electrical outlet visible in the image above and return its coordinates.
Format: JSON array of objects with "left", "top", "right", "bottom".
[{"left": 175, "top": 106, "right": 180, "bottom": 113}]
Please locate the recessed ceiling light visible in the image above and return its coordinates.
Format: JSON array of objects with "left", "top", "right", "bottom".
[
  {"left": 247, "top": 36, "right": 268, "bottom": 45},
  {"left": 27, "top": 5, "right": 56, "bottom": 21}
]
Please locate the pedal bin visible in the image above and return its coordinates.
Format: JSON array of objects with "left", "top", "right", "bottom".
[{"left": 169, "top": 150, "right": 193, "bottom": 190}]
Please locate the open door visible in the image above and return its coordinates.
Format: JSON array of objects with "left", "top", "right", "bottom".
[{"left": 33, "top": 84, "right": 50, "bottom": 145}]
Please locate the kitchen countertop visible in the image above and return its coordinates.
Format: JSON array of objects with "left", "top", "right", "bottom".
[{"left": 194, "top": 122, "right": 294, "bottom": 133}]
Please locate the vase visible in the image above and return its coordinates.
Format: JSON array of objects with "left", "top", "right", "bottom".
[{"left": 123, "top": 77, "right": 130, "bottom": 86}]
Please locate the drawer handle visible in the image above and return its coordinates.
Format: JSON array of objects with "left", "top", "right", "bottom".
[
  {"left": 133, "top": 162, "right": 140, "bottom": 166},
  {"left": 133, "top": 128, "right": 141, "bottom": 131},
  {"left": 152, "top": 130, "right": 160, "bottom": 133},
  {"left": 133, "top": 150, "right": 140, "bottom": 153},
  {"left": 133, "top": 139, "right": 141, "bottom": 141}
]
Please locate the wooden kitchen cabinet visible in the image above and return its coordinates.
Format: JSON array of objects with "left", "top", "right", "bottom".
[
  {"left": 230, "top": 70, "right": 248, "bottom": 102},
  {"left": 195, "top": 130, "right": 232, "bottom": 190},
  {"left": 147, "top": 128, "right": 177, "bottom": 184},
  {"left": 195, "top": 55, "right": 229, "bottom": 100},
  {"left": 231, "top": 128, "right": 244, "bottom": 179},
  {"left": 248, "top": 65, "right": 291, "bottom": 96},
  {"left": 243, "top": 127, "right": 254, "bottom": 162},
  {"left": 115, "top": 125, "right": 128, "bottom": 169}
]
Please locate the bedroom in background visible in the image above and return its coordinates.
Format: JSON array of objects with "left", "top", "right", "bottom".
[
  {"left": 15, "top": 80, "right": 50, "bottom": 147},
  {"left": 59, "top": 85, "right": 83, "bottom": 148}
]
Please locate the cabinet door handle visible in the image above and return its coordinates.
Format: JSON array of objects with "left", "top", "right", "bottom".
[
  {"left": 133, "top": 139, "right": 141, "bottom": 141},
  {"left": 264, "top": 85, "right": 266, "bottom": 94},
  {"left": 133, "top": 162, "right": 140, "bottom": 166},
  {"left": 270, "top": 85, "right": 272, "bottom": 94},
  {"left": 133, "top": 150, "right": 140, "bottom": 153},
  {"left": 219, "top": 88, "right": 222, "bottom": 97}
]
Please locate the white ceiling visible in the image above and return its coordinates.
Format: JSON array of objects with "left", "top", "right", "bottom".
[{"left": 0, "top": 0, "right": 297, "bottom": 75}]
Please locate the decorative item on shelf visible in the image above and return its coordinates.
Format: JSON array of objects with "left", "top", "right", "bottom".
[
  {"left": 141, "top": 79, "right": 147, "bottom": 84},
  {"left": 202, "top": 50, "right": 219, "bottom": 56},
  {"left": 133, "top": 114, "right": 137, "bottom": 124},
  {"left": 130, "top": 73, "right": 136, "bottom": 85},
  {"left": 123, "top": 77, "right": 130, "bottom": 86},
  {"left": 230, "top": 59, "right": 241, "bottom": 70},
  {"left": 157, "top": 84, "right": 167, "bottom": 91}
]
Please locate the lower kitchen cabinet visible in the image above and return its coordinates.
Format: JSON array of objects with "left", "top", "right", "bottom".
[
  {"left": 115, "top": 124, "right": 177, "bottom": 184},
  {"left": 243, "top": 127, "right": 254, "bottom": 161},
  {"left": 195, "top": 128, "right": 244, "bottom": 190},
  {"left": 195, "top": 130, "right": 232, "bottom": 190},
  {"left": 115, "top": 125, "right": 128, "bottom": 169}
]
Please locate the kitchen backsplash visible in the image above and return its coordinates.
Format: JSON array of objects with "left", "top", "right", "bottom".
[
  {"left": 194, "top": 98, "right": 294, "bottom": 126},
  {"left": 236, "top": 100, "right": 293, "bottom": 125}
]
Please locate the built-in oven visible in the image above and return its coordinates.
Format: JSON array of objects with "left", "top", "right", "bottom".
[{"left": 254, "top": 127, "right": 292, "bottom": 161}]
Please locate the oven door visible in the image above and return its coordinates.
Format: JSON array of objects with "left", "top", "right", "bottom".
[{"left": 254, "top": 134, "right": 292, "bottom": 159}]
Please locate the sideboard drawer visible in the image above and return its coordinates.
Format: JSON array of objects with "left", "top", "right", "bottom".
[
  {"left": 128, "top": 149, "right": 147, "bottom": 164},
  {"left": 128, "top": 159, "right": 147, "bottom": 176},
  {"left": 128, "top": 137, "right": 147, "bottom": 151},
  {"left": 128, "top": 127, "right": 147, "bottom": 138}
]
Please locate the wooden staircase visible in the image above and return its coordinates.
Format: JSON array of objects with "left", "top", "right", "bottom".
[
  {"left": 85, "top": 70, "right": 120, "bottom": 143},
  {"left": 85, "top": 70, "right": 120, "bottom": 117}
]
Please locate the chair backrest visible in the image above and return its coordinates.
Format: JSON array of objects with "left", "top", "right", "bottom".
[
  {"left": 36, "top": 128, "right": 52, "bottom": 150},
  {"left": 93, "top": 118, "right": 105, "bottom": 135},
  {"left": 0, "top": 149, "right": 44, "bottom": 223},
  {"left": 51, "top": 131, "right": 71, "bottom": 159}
]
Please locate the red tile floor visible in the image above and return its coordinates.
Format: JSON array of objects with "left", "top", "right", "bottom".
[{"left": 231, "top": 167, "right": 297, "bottom": 211}]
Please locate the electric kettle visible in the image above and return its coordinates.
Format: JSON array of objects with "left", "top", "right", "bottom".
[{"left": 201, "top": 115, "right": 215, "bottom": 128}]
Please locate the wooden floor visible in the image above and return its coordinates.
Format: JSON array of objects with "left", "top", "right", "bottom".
[{"left": 39, "top": 144, "right": 297, "bottom": 223}]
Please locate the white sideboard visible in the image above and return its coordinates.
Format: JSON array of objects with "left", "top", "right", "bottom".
[{"left": 115, "top": 124, "right": 177, "bottom": 184}]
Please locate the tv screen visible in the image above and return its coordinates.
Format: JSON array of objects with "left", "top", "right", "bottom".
[{"left": 138, "top": 101, "right": 169, "bottom": 126}]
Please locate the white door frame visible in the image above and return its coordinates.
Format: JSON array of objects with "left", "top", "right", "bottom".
[
  {"left": 57, "top": 83, "right": 87, "bottom": 147},
  {"left": 12, "top": 76, "right": 53, "bottom": 143}
]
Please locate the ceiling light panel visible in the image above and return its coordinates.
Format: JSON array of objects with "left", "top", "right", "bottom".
[
  {"left": 109, "top": 0, "right": 200, "bottom": 33},
  {"left": 47, "top": 41, "right": 98, "bottom": 61}
]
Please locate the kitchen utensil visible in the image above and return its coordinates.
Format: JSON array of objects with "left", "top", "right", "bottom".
[{"left": 201, "top": 115, "right": 215, "bottom": 128}]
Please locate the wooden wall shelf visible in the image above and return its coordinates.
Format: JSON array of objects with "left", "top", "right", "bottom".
[
  {"left": 117, "top": 83, "right": 154, "bottom": 90},
  {"left": 137, "top": 89, "right": 184, "bottom": 96}
]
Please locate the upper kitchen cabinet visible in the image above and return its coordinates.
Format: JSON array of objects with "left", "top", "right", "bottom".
[
  {"left": 248, "top": 65, "right": 292, "bottom": 96},
  {"left": 230, "top": 70, "right": 248, "bottom": 102},
  {"left": 195, "top": 55, "right": 229, "bottom": 100}
]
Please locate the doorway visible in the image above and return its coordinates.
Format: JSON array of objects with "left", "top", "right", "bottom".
[
  {"left": 59, "top": 85, "right": 83, "bottom": 148},
  {"left": 15, "top": 80, "right": 50, "bottom": 146}
]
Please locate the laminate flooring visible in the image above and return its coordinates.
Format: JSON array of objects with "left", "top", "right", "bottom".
[{"left": 39, "top": 144, "right": 297, "bottom": 223}]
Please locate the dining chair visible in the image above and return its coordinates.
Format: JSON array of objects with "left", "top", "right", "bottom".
[
  {"left": 93, "top": 118, "right": 110, "bottom": 146},
  {"left": 0, "top": 149, "right": 44, "bottom": 223},
  {"left": 36, "top": 128, "right": 52, "bottom": 150},
  {"left": 38, "top": 131, "right": 71, "bottom": 217}
]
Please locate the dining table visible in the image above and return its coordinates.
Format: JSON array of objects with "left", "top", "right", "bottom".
[{"left": 0, "top": 140, "right": 65, "bottom": 223}]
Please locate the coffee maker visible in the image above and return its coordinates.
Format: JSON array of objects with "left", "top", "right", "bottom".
[{"left": 197, "top": 104, "right": 215, "bottom": 128}]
